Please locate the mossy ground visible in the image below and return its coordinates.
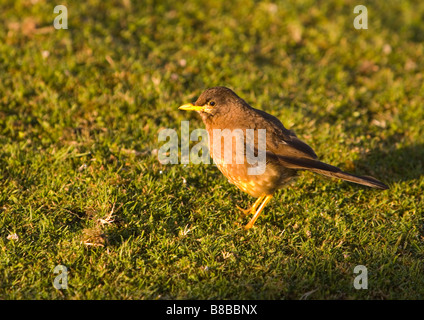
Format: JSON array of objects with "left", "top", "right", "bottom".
[{"left": 0, "top": 0, "right": 423, "bottom": 299}]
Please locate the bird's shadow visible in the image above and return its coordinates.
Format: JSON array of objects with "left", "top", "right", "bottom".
[{"left": 351, "top": 135, "right": 424, "bottom": 185}]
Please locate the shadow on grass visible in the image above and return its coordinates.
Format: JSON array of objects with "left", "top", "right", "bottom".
[{"left": 353, "top": 140, "right": 424, "bottom": 184}]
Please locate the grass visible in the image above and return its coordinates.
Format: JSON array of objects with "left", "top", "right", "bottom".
[{"left": 0, "top": 0, "right": 423, "bottom": 299}]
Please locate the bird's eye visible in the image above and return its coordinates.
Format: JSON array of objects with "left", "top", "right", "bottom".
[{"left": 209, "top": 101, "right": 216, "bottom": 106}]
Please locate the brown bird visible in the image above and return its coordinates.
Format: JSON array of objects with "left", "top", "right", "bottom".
[{"left": 179, "top": 86, "right": 388, "bottom": 230}]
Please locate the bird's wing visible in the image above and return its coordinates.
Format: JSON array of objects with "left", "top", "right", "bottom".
[{"left": 251, "top": 108, "right": 318, "bottom": 160}]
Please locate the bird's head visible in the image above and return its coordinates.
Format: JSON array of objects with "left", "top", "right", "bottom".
[{"left": 179, "top": 86, "right": 247, "bottom": 124}]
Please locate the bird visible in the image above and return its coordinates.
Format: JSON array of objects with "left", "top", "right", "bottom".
[{"left": 179, "top": 86, "right": 388, "bottom": 230}]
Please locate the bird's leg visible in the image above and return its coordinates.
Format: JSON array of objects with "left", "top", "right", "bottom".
[
  {"left": 250, "top": 195, "right": 266, "bottom": 213},
  {"left": 237, "top": 195, "right": 265, "bottom": 216},
  {"left": 244, "top": 195, "right": 273, "bottom": 230}
]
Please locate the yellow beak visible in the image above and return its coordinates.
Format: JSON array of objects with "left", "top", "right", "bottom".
[{"left": 178, "top": 103, "right": 205, "bottom": 111}]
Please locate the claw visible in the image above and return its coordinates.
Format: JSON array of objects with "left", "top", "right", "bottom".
[{"left": 236, "top": 205, "right": 252, "bottom": 216}]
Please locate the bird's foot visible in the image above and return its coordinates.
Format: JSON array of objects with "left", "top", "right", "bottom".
[
  {"left": 244, "top": 222, "right": 254, "bottom": 230},
  {"left": 236, "top": 205, "right": 252, "bottom": 216}
]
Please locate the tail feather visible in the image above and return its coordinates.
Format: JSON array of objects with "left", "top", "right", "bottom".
[{"left": 276, "top": 156, "right": 389, "bottom": 190}]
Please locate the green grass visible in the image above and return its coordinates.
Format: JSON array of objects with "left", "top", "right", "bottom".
[{"left": 1, "top": 0, "right": 423, "bottom": 299}]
